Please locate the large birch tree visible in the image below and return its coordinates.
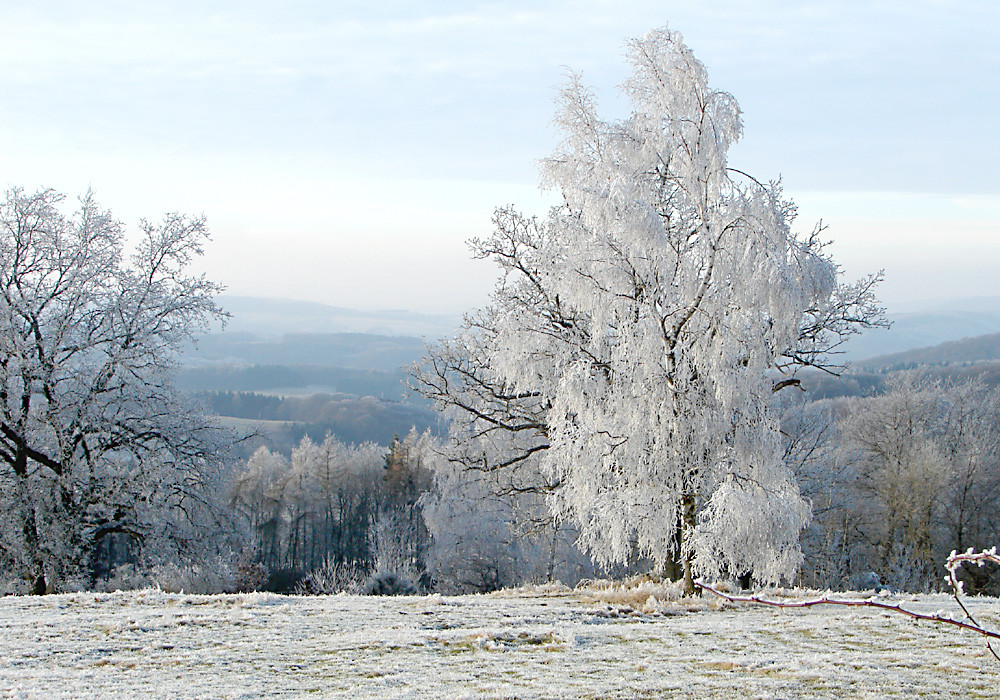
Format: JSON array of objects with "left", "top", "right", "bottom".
[{"left": 415, "top": 27, "right": 884, "bottom": 593}]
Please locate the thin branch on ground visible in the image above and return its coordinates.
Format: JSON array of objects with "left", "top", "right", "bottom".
[
  {"left": 696, "top": 553, "right": 1000, "bottom": 663},
  {"left": 947, "top": 547, "right": 1000, "bottom": 662}
]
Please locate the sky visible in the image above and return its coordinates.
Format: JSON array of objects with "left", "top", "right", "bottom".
[{"left": 1, "top": 1, "right": 998, "bottom": 314}]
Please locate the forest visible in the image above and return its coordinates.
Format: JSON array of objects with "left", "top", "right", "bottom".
[
  {"left": 72, "top": 366, "right": 1000, "bottom": 598},
  {"left": 208, "top": 368, "right": 1000, "bottom": 597}
]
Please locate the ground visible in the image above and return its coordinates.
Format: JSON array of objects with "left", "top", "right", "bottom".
[{"left": 0, "top": 586, "right": 996, "bottom": 698}]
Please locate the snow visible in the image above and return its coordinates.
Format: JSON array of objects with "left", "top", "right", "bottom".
[{"left": 0, "top": 588, "right": 997, "bottom": 698}]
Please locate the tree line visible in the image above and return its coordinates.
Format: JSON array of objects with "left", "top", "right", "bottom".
[
  {"left": 231, "top": 432, "right": 431, "bottom": 593},
  {"left": 197, "top": 390, "right": 440, "bottom": 453},
  {"left": 792, "top": 375, "right": 1000, "bottom": 593},
  {"left": 223, "top": 373, "right": 1000, "bottom": 596}
]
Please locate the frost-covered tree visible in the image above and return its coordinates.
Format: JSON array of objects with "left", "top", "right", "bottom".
[
  {"left": 837, "top": 374, "right": 1000, "bottom": 592},
  {"left": 230, "top": 431, "right": 438, "bottom": 590},
  {"left": 375, "top": 431, "right": 433, "bottom": 580},
  {"left": 779, "top": 395, "right": 858, "bottom": 590},
  {"left": 839, "top": 375, "right": 945, "bottom": 588},
  {"left": 0, "top": 187, "right": 228, "bottom": 593},
  {"left": 935, "top": 380, "right": 1000, "bottom": 562},
  {"left": 415, "top": 27, "right": 884, "bottom": 594},
  {"left": 418, "top": 430, "right": 595, "bottom": 592},
  {"left": 232, "top": 437, "right": 384, "bottom": 576}
]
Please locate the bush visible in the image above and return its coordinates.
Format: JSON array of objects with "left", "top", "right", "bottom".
[
  {"left": 235, "top": 561, "right": 268, "bottom": 593},
  {"left": 263, "top": 568, "right": 307, "bottom": 594},
  {"left": 150, "top": 559, "right": 238, "bottom": 594},
  {"left": 361, "top": 570, "right": 418, "bottom": 596},
  {"left": 299, "top": 560, "right": 366, "bottom": 595}
]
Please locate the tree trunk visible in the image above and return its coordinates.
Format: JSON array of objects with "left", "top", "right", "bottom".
[
  {"left": 661, "top": 557, "right": 682, "bottom": 582},
  {"left": 17, "top": 480, "right": 49, "bottom": 595},
  {"left": 546, "top": 520, "right": 559, "bottom": 583},
  {"left": 681, "top": 492, "right": 697, "bottom": 596}
]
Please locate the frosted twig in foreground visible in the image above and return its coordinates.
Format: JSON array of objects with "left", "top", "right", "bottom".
[
  {"left": 947, "top": 547, "right": 1000, "bottom": 662},
  {"left": 696, "top": 557, "right": 1000, "bottom": 664}
]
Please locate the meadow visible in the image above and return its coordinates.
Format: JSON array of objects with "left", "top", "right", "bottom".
[{"left": 1, "top": 585, "right": 996, "bottom": 698}]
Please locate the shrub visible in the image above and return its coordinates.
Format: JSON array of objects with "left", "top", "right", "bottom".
[{"left": 361, "top": 570, "right": 418, "bottom": 596}]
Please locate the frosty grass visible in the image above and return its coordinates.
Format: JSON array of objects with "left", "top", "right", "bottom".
[{"left": 0, "top": 585, "right": 996, "bottom": 698}]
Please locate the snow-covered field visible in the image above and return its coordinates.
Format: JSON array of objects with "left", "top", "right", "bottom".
[{"left": 1, "top": 586, "right": 997, "bottom": 698}]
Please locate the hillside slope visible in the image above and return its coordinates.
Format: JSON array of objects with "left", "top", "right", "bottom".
[
  {"left": 843, "top": 296, "right": 1000, "bottom": 361},
  {"left": 856, "top": 332, "right": 1000, "bottom": 371}
]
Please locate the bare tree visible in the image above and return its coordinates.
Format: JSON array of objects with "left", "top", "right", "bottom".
[
  {"left": 0, "top": 187, "right": 228, "bottom": 593},
  {"left": 836, "top": 374, "right": 1000, "bottom": 592}
]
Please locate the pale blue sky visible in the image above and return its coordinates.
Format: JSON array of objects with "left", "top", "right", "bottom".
[{"left": 1, "top": 1, "right": 997, "bottom": 312}]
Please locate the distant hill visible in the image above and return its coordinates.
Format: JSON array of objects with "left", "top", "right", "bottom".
[
  {"left": 178, "top": 296, "right": 460, "bottom": 396},
  {"left": 202, "top": 392, "right": 442, "bottom": 454},
  {"left": 178, "top": 297, "right": 452, "bottom": 448},
  {"left": 842, "top": 296, "right": 1000, "bottom": 361},
  {"left": 213, "top": 295, "right": 461, "bottom": 339},
  {"left": 800, "top": 330, "right": 1000, "bottom": 401},
  {"left": 856, "top": 332, "right": 1000, "bottom": 371},
  {"left": 179, "top": 296, "right": 459, "bottom": 396},
  {"left": 177, "top": 365, "right": 414, "bottom": 401},
  {"left": 184, "top": 333, "right": 428, "bottom": 374}
]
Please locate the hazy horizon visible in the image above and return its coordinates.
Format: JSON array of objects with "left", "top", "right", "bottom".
[
  {"left": 2, "top": 2, "right": 997, "bottom": 315},
  {"left": 214, "top": 289, "right": 1000, "bottom": 319}
]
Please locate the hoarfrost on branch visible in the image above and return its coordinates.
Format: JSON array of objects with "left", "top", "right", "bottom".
[
  {"left": 0, "top": 187, "right": 229, "bottom": 594},
  {"left": 414, "top": 27, "right": 885, "bottom": 594}
]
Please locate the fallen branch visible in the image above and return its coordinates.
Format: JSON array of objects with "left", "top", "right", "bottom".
[
  {"left": 696, "top": 561, "right": 1000, "bottom": 663},
  {"left": 695, "top": 581, "right": 1000, "bottom": 639},
  {"left": 947, "top": 547, "right": 1000, "bottom": 662}
]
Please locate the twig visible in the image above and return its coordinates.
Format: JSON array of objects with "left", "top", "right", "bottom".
[
  {"left": 695, "top": 573, "right": 1000, "bottom": 662},
  {"left": 947, "top": 547, "right": 1000, "bottom": 662}
]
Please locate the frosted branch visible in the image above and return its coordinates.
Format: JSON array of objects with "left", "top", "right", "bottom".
[{"left": 696, "top": 552, "right": 1000, "bottom": 663}]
